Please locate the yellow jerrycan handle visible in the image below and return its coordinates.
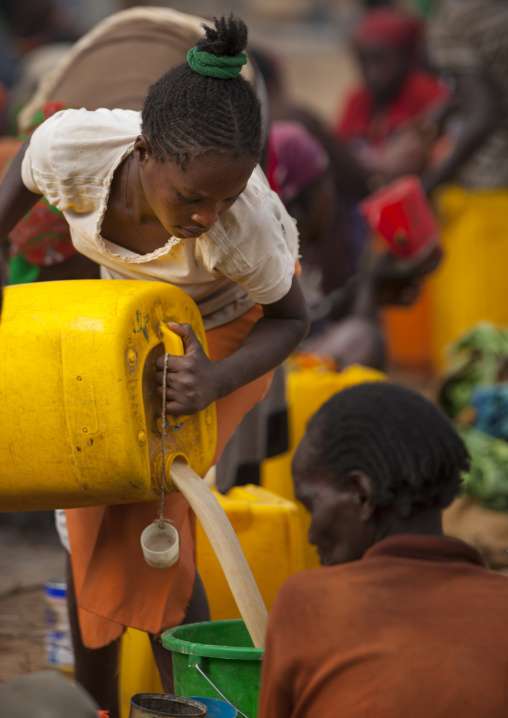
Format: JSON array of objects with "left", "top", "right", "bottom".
[
  {"left": 154, "top": 319, "right": 219, "bottom": 492},
  {"left": 157, "top": 320, "right": 190, "bottom": 431}
]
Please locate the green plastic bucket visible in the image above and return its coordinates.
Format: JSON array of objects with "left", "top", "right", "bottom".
[{"left": 161, "top": 620, "right": 264, "bottom": 718}]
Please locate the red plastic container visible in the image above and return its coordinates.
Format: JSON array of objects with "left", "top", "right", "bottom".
[{"left": 359, "top": 175, "right": 440, "bottom": 257}]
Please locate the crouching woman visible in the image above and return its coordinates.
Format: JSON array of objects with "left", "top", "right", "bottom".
[{"left": 259, "top": 382, "right": 508, "bottom": 718}]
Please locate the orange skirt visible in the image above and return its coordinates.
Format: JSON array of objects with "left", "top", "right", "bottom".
[{"left": 66, "top": 304, "right": 273, "bottom": 648}]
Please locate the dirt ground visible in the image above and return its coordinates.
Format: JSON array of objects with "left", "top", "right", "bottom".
[
  {"left": 0, "top": 587, "right": 52, "bottom": 681},
  {"left": 0, "top": 525, "right": 66, "bottom": 683}
]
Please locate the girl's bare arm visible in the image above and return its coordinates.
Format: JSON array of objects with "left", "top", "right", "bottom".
[{"left": 155, "top": 275, "right": 310, "bottom": 416}]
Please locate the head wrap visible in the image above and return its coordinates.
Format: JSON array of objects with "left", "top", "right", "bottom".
[
  {"left": 268, "top": 122, "right": 329, "bottom": 205},
  {"left": 187, "top": 47, "right": 247, "bottom": 79},
  {"left": 353, "top": 8, "right": 423, "bottom": 54}
]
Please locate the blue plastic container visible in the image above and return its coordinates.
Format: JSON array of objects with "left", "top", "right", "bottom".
[{"left": 189, "top": 696, "right": 238, "bottom": 717}]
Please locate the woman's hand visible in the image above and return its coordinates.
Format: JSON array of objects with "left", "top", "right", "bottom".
[
  {"left": 154, "top": 275, "right": 309, "bottom": 416},
  {"left": 357, "top": 127, "right": 433, "bottom": 182},
  {"left": 371, "top": 243, "right": 443, "bottom": 306},
  {"left": 154, "top": 322, "right": 226, "bottom": 415}
]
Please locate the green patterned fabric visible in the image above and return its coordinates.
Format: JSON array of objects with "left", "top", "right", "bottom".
[
  {"left": 187, "top": 47, "right": 247, "bottom": 79},
  {"left": 439, "top": 323, "right": 508, "bottom": 512}
]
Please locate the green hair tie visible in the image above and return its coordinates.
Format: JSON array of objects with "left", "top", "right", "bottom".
[{"left": 187, "top": 47, "right": 248, "bottom": 79}]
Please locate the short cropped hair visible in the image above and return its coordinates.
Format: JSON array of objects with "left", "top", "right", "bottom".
[{"left": 306, "top": 382, "right": 470, "bottom": 518}]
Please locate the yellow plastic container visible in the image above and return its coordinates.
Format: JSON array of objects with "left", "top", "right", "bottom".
[
  {"left": 120, "top": 628, "right": 163, "bottom": 718},
  {"left": 430, "top": 186, "right": 508, "bottom": 367},
  {"left": 0, "top": 280, "right": 216, "bottom": 511},
  {"left": 262, "top": 361, "right": 387, "bottom": 568},
  {"left": 196, "top": 484, "right": 305, "bottom": 620}
]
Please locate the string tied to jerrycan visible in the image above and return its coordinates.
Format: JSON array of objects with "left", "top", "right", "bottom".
[{"left": 140, "top": 351, "right": 180, "bottom": 569}]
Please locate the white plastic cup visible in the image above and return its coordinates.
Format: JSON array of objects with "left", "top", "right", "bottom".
[{"left": 140, "top": 520, "right": 179, "bottom": 569}]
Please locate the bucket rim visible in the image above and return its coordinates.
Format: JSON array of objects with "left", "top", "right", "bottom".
[
  {"left": 129, "top": 693, "right": 208, "bottom": 717},
  {"left": 161, "top": 619, "right": 263, "bottom": 661}
]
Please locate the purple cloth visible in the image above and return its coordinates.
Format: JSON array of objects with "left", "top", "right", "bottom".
[{"left": 269, "top": 121, "right": 329, "bottom": 204}]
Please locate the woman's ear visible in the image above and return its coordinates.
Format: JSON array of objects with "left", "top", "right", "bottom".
[
  {"left": 133, "top": 134, "right": 152, "bottom": 166},
  {"left": 347, "top": 471, "right": 376, "bottom": 522}
]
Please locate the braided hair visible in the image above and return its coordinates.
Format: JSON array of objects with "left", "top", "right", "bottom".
[
  {"left": 304, "top": 382, "right": 470, "bottom": 519},
  {"left": 141, "top": 15, "right": 262, "bottom": 168}
]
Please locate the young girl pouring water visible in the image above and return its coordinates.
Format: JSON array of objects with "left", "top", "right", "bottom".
[{"left": 0, "top": 15, "right": 309, "bottom": 715}]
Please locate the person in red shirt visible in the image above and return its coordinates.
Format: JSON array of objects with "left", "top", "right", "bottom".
[
  {"left": 259, "top": 382, "right": 508, "bottom": 718},
  {"left": 335, "top": 8, "right": 449, "bottom": 183}
]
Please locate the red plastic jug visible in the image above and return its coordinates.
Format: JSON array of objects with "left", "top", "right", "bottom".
[{"left": 359, "top": 175, "right": 440, "bottom": 257}]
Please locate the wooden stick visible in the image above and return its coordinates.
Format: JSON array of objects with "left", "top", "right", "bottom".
[{"left": 170, "top": 458, "right": 268, "bottom": 649}]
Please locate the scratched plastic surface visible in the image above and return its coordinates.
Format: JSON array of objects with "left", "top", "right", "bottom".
[{"left": 0, "top": 280, "right": 217, "bottom": 511}]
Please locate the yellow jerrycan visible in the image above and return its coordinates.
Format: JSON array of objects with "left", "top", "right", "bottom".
[{"left": 0, "top": 279, "right": 216, "bottom": 511}]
